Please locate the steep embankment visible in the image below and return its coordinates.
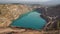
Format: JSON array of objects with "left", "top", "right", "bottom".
[{"left": 0, "top": 4, "right": 32, "bottom": 27}]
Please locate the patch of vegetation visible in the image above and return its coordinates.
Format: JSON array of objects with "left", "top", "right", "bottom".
[{"left": 57, "top": 19, "right": 60, "bottom": 29}]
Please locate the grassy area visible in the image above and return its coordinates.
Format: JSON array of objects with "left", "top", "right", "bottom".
[{"left": 57, "top": 19, "right": 60, "bottom": 29}]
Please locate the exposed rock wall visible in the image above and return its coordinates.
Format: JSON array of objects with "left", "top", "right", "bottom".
[
  {"left": 42, "top": 5, "right": 60, "bottom": 30},
  {"left": 0, "top": 4, "right": 32, "bottom": 27}
]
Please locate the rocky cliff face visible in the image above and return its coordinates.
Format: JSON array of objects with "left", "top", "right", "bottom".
[
  {"left": 41, "top": 5, "right": 60, "bottom": 30},
  {"left": 0, "top": 4, "right": 32, "bottom": 27}
]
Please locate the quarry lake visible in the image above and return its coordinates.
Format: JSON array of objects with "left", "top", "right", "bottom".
[{"left": 11, "top": 10, "right": 46, "bottom": 30}]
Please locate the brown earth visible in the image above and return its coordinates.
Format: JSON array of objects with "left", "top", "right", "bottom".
[{"left": 0, "top": 27, "right": 59, "bottom": 34}]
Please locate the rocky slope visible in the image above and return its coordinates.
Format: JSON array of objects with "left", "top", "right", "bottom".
[{"left": 0, "top": 4, "right": 32, "bottom": 27}]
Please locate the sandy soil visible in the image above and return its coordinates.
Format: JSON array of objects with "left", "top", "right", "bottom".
[{"left": 0, "top": 27, "right": 59, "bottom": 34}]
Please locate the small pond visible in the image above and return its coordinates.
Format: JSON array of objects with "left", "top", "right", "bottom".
[{"left": 11, "top": 10, "right": 46, "bottom": 30}]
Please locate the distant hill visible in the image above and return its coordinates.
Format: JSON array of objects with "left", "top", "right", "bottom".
[{"left": 46, "top": 5, "right": 60, "bottom": 17}]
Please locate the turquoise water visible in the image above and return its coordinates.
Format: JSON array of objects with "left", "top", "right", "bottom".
[{"left": 11, "top": 11, "right": 46, "bottom": 30}]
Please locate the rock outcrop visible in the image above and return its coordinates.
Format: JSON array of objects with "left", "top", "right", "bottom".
[{"left": 0, "top": 4, "right": 32, "bottom": 27}]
